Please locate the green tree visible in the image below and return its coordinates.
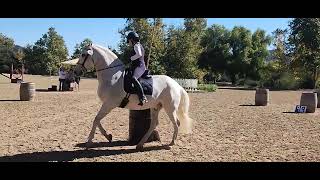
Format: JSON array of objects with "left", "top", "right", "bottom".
[
  {"left": 118, "top": 18, "right": 166, "bottom": 74},
  {"left": 198, "top": 24, "right": 231, "bottom": 82},
  {"left": 163, "top": 26, "right": 185, "bottom": 78},
  {"left": 288, "top": 18, "right": 320, "bottom": 89},
  {"left": 24, "top": 44, "right": 47, "bottom": 75},
  {"left": 229, "top": 26, "right": 253, "bottom": 83},
  {"left": 248, "top": 29, "right": 271, "bottom": 80},
  {"left": 272, "top": 28, "right": 290, "bottom": 71},
  {"left": 71, "top": 38, "right": 93, "bottom": 59},
  {"left": 0, "top": 33, "right": 15, "bottom": 73},
  {"left": 163, "top": 18, "right": 207, "bottom": 79},
  {"left": 24, "top": 27, "right": 68, "bottom": 75}
]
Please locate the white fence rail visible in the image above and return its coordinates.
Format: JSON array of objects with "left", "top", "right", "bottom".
[{"left": 173, "top": 78, "right": 198, "bottom": 89}]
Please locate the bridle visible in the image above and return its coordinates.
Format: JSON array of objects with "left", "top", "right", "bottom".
[
  {"left": 77, "top": 53, "right": 93, "bottom": 72},
  {"left": 77, "top": 50, "right": 124, "bottom": 73}
]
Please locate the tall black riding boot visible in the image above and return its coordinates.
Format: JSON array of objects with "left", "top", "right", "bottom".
[{"left": 132, "top": 77, "right": 148, "bottom": 106}]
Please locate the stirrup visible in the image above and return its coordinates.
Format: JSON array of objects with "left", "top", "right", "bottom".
[{"left": 138, "top": 96, "right": 148, "bottom": 106}]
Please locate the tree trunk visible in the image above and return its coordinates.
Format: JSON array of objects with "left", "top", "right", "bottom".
[
  {"left": 22, "top": 63, "right": 24, "bottom": 81},
  {"left": 128, "top": 109, "right": 160, "bottom": 145},
  {"left": 10, "top": 63, "right": 13, "bottom": 79},
  {"left": 313, "top": 68, "right": 318, "bottom": 89}
]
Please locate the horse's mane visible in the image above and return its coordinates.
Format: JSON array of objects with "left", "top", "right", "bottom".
[{"left": 92, "top": 44, "right": 118, "bottom": 60}]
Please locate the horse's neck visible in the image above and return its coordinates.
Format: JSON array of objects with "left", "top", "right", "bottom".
[
  {"left": 96, "top": 66, "right": 125, "bottom": 101},
  {"left": 95, "top": 59, "right": 125, "bottom": 88},
  {"left": 92, "top": 45, "right": 125, "bottom": 95}
]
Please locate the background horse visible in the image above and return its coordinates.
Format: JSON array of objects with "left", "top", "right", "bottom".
[{"left": 74, "top": 44, "right": 193, "bottom": 150}]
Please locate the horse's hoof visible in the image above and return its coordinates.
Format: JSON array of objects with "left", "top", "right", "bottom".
[
  {"left": 107, "top": 134, "right": 112, "bottom": 142},
  {"left": 154, "top": 131, "right": 161, "bottom": 142},
  {"left": 136, "top": 145, "right": 144, "bottom": 151},
  {"left": 169, "top": 141, "right": 175, "bottom": 146}
]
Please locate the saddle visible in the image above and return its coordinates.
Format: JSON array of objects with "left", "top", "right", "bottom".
[
  {"left": 119, "top": 65, "right": 153, "bottom": 108},
  {"left": 123, "top": 68, "right": 153, "bottom": 95}
]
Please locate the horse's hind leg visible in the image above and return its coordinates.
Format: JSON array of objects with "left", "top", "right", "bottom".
[
  {"left": 168, "top": 112, "right": 179, "bottom": 146},
  {"left": 164, "top": 105, "right": 179, "bottom": 146},
  {"left": 86, "top": 103, "right": 113, "bottom": 146}
]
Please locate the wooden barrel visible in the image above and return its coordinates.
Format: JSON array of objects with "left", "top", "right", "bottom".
[
  {"left": 300, "top": 92, "right": 317, "bottom": 113},
  {"left": 11, "top": 78, "right": 18, "bottom": 83},
  {"left": 51, "top": 85, "right": 57, "bottom": 91},
  {"left": 20, "top": 82, "right": 35, "bottom": 101},
  {"left": 255, "top": 88, "right": 269, "bottom": 106},
  {"left": 129, "top": 109, "right": 160, "bottom": 145}
]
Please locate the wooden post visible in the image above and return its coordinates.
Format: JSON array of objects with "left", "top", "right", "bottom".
[
  {"left": 10, "top": 63, "right": 13, "bottom": 80},
  {"left": 128, "top": 109, "right": 160, "bottom": 145}
]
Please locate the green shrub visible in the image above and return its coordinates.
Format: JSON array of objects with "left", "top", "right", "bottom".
[
  {"left": 0, "top": 64, "right": 10, "bottom": 73},
  {"left": 298, "top": 75, "right": 314, "bottom": 89},
  {"left": 277, "top": 72, "right": 299, "bottom": 90},
  {"left": 235, "top": 78, "right": 246, "bottom": 86},
  {"left": 198, "top": 84, "right": 217, "bottom": 92},
  {"left": 244, "top": 79, "right": 259, "bottom": 87}
]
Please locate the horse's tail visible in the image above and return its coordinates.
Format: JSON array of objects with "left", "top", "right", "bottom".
[{"left": 177, "top": 88, "right": 193, "bottom": 134}]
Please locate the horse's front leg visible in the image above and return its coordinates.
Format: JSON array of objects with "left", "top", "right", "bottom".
[{"left": 86, "top": 103, "right": 113, "bottom": 147}]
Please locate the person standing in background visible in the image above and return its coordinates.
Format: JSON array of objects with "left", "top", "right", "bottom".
[{"left": 58, "top": 67, "right": 66, "bottom": 91}]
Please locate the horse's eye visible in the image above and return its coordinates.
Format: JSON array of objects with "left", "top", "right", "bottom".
[{"left": 81, "top": 54, "right": 86, "bottom": 57}]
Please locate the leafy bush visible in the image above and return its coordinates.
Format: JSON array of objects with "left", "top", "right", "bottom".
[
  {"left": 0, "top": 64, "right": 10, "bottom": 73},
  {"left": 235, "top": 78, "right": 246, "bottom": 86},
  {"left": 244, "top": 79, "right": 259, "bottom": 87},
  {"left": 298, "top": 75, "right": 314, "bottom": 89},
  {"left": 277, "top": 72, "right": 299, "bottom": 90},
  {"left": 198, "top": 84, "right": 217, "bottom": 92}
]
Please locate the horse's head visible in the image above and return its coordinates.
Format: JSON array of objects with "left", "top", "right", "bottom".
[
  {"left": 75, "top": 44, "right": 95, "bottom": 76},
  {"left": 74, "top": 43, "right": 122, "bottom": 76}
]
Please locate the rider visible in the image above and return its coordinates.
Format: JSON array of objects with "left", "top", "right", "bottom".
[{"left": 126, "top": 31, "right": 148, "bottom": 106}]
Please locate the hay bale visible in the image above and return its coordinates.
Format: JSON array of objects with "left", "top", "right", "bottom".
[
  {"left": 300, "top": 92, "right": 317, "bottom": 113},
  {"left": 255, "top": 88, "right": 269, "bottom": 106},
  {"left": 128, "top": 109, "right": 160, "bottom": 145},
  {"left": 20, "top": 82, "right": 35, "bottom": 101}
]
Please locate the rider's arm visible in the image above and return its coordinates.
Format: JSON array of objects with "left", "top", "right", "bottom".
[{"left": 130, "top": 44, "right": 142, "bottom": 61}]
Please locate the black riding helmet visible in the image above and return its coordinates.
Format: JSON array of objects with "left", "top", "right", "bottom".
[{"left": 126, "top": 32, "right": 140, "bottom": 43}]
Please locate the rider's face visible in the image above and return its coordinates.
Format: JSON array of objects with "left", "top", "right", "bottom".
[{"left": 128, "top": 39, "right": 133, "bottom": 46}]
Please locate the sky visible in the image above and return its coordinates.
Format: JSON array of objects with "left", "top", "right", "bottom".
[{"left": 0, "top": 18, "right": 292, "bottom": 58}]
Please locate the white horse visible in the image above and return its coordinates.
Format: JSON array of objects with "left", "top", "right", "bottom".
[{"left": 74, "top": 44, "right": 193, "bottom": 150}]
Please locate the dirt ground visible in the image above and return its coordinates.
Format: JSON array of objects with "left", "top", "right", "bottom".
[{"left": 0, "top": 74, "right": 320, "bottom": 162}]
